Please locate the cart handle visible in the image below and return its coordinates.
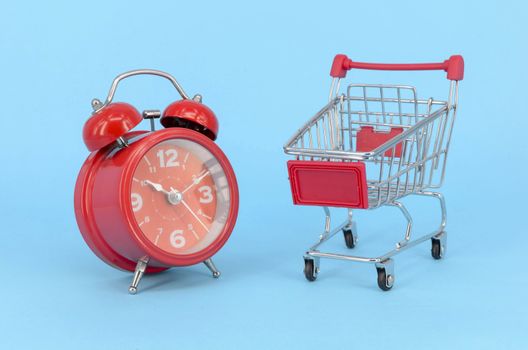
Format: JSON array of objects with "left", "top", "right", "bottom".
[{"left": 330, "top": 54, "right": 464, "bottom": 81}]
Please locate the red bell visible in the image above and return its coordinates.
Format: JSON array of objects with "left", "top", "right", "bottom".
[
  {"left": 161, "top": 97, "right": 219, "bottom": 140},
  {"left": 83, "top": 102, "right": 142, "bottom": 152}
]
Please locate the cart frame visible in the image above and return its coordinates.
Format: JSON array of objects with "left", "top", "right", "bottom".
[{"left": 284, "top": 54, "right": 464, "bottom": 290}]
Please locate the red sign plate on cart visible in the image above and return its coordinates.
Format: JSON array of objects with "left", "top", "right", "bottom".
[
  {"left": 287, "top": 160, "right": 369, "bottom": 209},
  {"left": 356, "top": 126, "right": 404, "bottom": 157}
]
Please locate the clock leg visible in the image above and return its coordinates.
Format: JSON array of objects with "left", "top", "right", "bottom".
[
  {"left": 203, "top": 258, "right": 221, "bottom": 278},
  {"left": 128, "top": 256, "right": 149, "bottom": 295}
]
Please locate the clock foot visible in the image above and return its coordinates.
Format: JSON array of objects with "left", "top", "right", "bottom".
[
  {"left": 129, "top": 256, "right": 149, "bottom": 295},
  {"left": 203, "top": 258, "right": 221, "bottom": 278}
]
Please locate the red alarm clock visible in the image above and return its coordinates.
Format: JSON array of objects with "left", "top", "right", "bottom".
[{"left": 74, "top": 70, "right": 239, "bottom": 294}]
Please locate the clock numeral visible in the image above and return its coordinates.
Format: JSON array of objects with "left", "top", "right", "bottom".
[
  {"left": 154, "top": 228, "right": 163, "bottom": 246},
  {"left": 170, "top": 230, "right": 186, "bottom": 248},
  {"left": 157, "top": 149, "right": 180, "bottom": 168},
  {"left": 131, "top": 193, "right": 143, "bottom": 212},
  {"left": 197, "top": 208, "right": 213, "bottom": 221},
  {"left": 198, "top": 185, "right": 214, "bottom": 204},
  {"left": 138, "top": 215, "right": 150, "bottom": 227}
]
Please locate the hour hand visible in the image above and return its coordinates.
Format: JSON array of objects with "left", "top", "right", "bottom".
[{"left": 144, "top": 180, "right": 169, "bottom": 194}]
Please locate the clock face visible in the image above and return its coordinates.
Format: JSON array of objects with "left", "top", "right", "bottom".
[{"left": 130, "top": 139, "right": 231, "bottom": 256}]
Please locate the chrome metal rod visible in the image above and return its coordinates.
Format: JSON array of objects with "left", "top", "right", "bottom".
[
  {"left": 310, "top": 220, "right": 349, "bottom": 251},
  {"left": 378, "top": 229, "right": 442, "bottom": 262},
  {"left": 203, "top": 258, "right": 221, "bottom": 278},
  {"left": 307, "top": 251, "right": 380, "bottom": 264},
  {"left": 94, "top": 69, "right": 190, "bottom": 113},
  {"left": 129, "top": 256, "right": 149, "bottom": 295},
  {"left": 389, "top": 201, "right": 413, "bottom": 248},
  {"left": 414, "top": 191, "right": 447, "bottom": 230},
  {"left": 307, "top": 228, "right": 443, "bottom": 265},
  {"left": 323, "top": 206, "right": 331, "bottom": 234}
]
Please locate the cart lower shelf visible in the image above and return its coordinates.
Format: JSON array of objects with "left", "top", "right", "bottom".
[{"left": 301, "top": 190, "right": 447, "bottom": 291}]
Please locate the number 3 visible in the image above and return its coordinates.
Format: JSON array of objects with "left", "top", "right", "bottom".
[{"left": 198, "top": 186, "right": 213, "bottom": 203}]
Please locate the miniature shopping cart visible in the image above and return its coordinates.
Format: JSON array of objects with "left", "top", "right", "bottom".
[{"left": 284, "top": 54, "right": 464, "bottom": 290}]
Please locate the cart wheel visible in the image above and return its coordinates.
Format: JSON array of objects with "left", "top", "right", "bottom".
[
  {"left": 376, "top": 267, "right": 394, "bottom": 291},
  {"left": 343, "top": 228, "right": 356, "bottom": 249},
  {"left": 303, "top": 259, "right": 317, "bottom": 282},
  {"left": 431, "top": 238, "right": 443, "bottom": 259}
]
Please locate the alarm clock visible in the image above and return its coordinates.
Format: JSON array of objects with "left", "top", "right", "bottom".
[{"left": 74, "top": 70, "right": 239, "bottom": 294}]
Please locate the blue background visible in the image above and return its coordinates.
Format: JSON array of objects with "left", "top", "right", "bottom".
[{"left": 1, "top": 1, "right": 526, "bottom": 349}]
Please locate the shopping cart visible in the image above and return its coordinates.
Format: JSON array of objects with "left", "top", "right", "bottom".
[{"left": 284, "top": 54, "right": 464, "bottom": 290}]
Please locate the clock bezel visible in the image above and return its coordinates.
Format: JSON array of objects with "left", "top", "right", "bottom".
[{"left": 120, "top": 128, "right": 239, "bottom": 266}]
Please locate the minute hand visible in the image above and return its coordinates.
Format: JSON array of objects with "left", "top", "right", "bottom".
[
  {"left": 181, "top": 200, "right": 210, "bottom": 232},
  {"left": 182, "top": 170, "right": 211, "bottom": 194}
]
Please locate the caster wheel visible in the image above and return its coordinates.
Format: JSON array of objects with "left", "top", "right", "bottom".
[
  {"left": 304, "top": 259, "right": 317, "bottom": 282},
  {"left": 431, "top": 239, "right": 443, "bottom": 259},
  {"left": 376, "top": 267, "right": 394, "bottom": 291},
  {"left": 343, "top": 228, "right": 356, "bottom": 249}
]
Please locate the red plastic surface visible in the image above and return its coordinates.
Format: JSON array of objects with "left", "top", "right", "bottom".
[
  {"left": 330, "top": 54, "right": 350, "bottom": 78},
  {"left": 74, "top": 132, "right": 167, "bottom": 273},
  {"left": 287, "top": 160, "right": 368, "bottom": 209},
  {"left": 330, "top": 54, "right": 464, "bottom": 81},
  {"left": 161, "top": 100, "right": 219, "bottom": 140},
  {"left": 445, "top": 55, "right": 464, "bottom": 81},
  {"left": 74, "top": 128, "right": 239, "bottom": 270},
  {"left": 82, "top": 102, "right": 142, "bottom": 152},
  {"left": 356, "top": 126, "right": 404, "bottom": 157}
]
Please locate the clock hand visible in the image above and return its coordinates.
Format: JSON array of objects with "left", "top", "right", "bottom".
[
  {"left": 182, "top": 170, "right": 211, "bottom": 194},
  {"left": 144, "top": 180, "right": 170, "bottom": 195},
  {"left": 181, "top": 199, "right": 210, "bottom": 233}
]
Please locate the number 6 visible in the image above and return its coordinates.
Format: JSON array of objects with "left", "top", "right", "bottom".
[{"left": 170, "top": 230, "right": 186, "bottom": 248}]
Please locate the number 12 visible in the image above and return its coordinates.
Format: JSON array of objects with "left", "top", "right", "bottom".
[{"left": 157, "top": 149, "right": 179, "bottom": 168}]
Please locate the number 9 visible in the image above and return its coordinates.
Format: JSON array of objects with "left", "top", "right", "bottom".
[{"left": 131, "top": 193, "right": 143, "bottom": 212}]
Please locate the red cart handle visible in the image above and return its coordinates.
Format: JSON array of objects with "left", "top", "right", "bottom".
[{"left": 330, "top": 54, "right": 464, "bottom": 81}]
